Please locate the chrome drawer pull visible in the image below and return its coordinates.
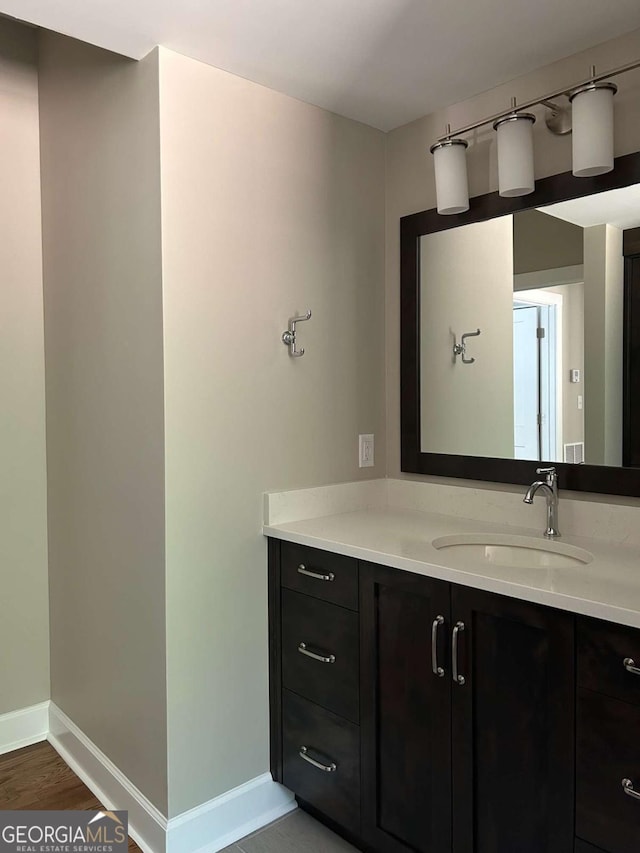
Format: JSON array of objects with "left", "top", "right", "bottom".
[
  {"left": 298, "top": 642, "right": 336, "bottom": 664},
  {"left": 432, "top": 615, "right": 445, "bottom": 677},
  {"left": 452, "top": 621, "right": 466, "bottom": 686},
  {"left": 297, "top": 564, "right": 335, "bottom": 582},
  {"left": 624, "top": 657, "right": 640, "bottom": 676},
  {"left": 299, "top": 746, "right": 337, "bottom": 773},
  {"left": 622, "top": 778, "right": 640, "bottom": 800}
]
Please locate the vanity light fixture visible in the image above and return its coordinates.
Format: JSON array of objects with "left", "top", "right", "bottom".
[
  {"left": 569, "top": 68, "right": 617, "bottom": 177},
  {"left": 494, "top": 99, "right": 536, "bottom": 197},
  {"left": 430, "top": 126, "right": 469, "bottom": 215},
  {"left": 429, "top": 57, "right": 640, "bottom": 214}
]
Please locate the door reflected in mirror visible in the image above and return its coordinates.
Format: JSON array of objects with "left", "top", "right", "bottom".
[{"left": 420, "top": 184, "right": 640, "bottom": 466}]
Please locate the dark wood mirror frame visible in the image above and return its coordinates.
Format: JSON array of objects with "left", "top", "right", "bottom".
[{"left": 400, "top": 151, "right": 640, "bottom": 497}]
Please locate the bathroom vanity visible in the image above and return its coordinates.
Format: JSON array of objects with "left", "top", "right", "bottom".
[
  {"left": 266, "top": 500, "right": 640, "bottom": 853},
  {"left": 266, "top": 149, "right": 640, "bottom": 852}
]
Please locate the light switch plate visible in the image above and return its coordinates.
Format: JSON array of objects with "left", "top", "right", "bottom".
[{"left": 359, "top": 434, "right": 374, "bottom": 468}]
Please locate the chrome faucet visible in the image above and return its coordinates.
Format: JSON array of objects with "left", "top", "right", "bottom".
[{"left": 523, "top": 466, "right": 561, "bottom": 539}]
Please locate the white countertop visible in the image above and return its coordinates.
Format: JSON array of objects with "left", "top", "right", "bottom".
[{"left": 264, "top": 506, "right": 640, "bottom": 628}]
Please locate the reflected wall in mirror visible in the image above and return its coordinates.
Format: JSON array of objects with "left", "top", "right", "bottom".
[
  {"left": 420, "top": 188, "right": 636, "bottom": 467},
  {"left": 400, "top": 151, "right": 640, "bottom": 496}
]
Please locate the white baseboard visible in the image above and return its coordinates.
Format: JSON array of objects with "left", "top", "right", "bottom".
[
  {"left": 48, "top": 703, "right": 166, "bottom": 853},
  {"left": 167, "top": 773, "right": 296, "bottom": 853},
  {"left": 0, "top": 701, "right": 50, "bottom": 755},
  {"left": 47, "top": 703, "right": 296, "bottom": 853}
]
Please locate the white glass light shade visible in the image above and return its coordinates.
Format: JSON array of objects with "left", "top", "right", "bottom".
[
  {"left": 430, "top": 139, "right": 469, "bottom": 215},
  {"left": 494, "top": 113, "right": 536, "bottom": 197},
  {"left": 570, "top": 82, "right": 617, "bottom": 177}
]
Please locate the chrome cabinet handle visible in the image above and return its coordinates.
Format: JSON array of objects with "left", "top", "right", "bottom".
[
  {"left": 624, "top": 657, "right": 640, "bottom": 676},
  {"left": 622, "top": 778, "right": 640, "bottom": 800},
  {"left": 297, "top": 564, "right": 335, "bottom": 582},
  {"left": 452, "top": 621, "right": 466, "bottom": 686},
  {"left": 298, "top": 642, "right": 336, "bottom": 664},
  {"left": 299, "top": 746, "right": 337, "bottom": 773},
  {"left": 432, "top": 615, "right": 445, "bottom": 677}
]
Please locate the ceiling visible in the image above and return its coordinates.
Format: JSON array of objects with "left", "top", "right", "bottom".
[
  {"left": 541, "top": 185, "right": 640, "bottom": 230},
  {"left": 3, "top": 0, "right": 640, "bottom": 130}
]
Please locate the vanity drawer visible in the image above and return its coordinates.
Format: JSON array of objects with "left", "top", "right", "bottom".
[
  {"left": 282, "top": 689, "right": 360, "bottom": 835},
  {"left": 281, "top": 589, "right": 359, "bottom": 723},
  {"left": 576, "top": 689, "right": 640, "bottom": 853},
  {"left": 578, "top": 618, "right": 640, "bottom": 705},
  {"left": 281, "top": 542, "right": 358, "bottom": 611}
]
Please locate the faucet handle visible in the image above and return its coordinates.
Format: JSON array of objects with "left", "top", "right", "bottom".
[{"left": 536, "top": 466, "right": 558, "bottom": 488}]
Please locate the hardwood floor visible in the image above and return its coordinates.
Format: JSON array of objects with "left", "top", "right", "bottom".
[{"left": 0, "top": 742, "right": 141, "bottom": 852}]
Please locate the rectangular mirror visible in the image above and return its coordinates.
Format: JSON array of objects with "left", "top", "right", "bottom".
[{"left": 401, "top": 152, "right": 640, "bottom": 496}]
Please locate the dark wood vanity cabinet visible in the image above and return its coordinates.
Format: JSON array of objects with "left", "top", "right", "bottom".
[
  {"left": 269, "top": 540, "right": 639, "bottom": 853},
  {"left": 450, "top": 585, "right": 575, "bottom": 853},
  {"left": 359, "top": 563, "right": 452, "bottom": 853},
  {"left": 576, "top": 619, "right": 640, "bottom": 853},
  {"left": 359, "top": 564, "right": 574, "bottom": 853},
  {"left": 269, "top": 539, "right": 362, "bottom": 834}
]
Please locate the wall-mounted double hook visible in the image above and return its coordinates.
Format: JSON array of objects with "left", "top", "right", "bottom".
[
  {"left": 453, "top": 328, "right": 481, "bottom": 364},
  {"left": 282, "top": 310, "right": 311, "bottom": 357}
]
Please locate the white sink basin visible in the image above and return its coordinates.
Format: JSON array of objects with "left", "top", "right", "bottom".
[{"left": 431, "top": 533, "right": 593, "bottom": 569}]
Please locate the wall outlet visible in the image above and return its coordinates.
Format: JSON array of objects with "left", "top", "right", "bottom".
[
  {"left": 359, "top": 434, "right": 374, "bottom": 468},
  {"left": 577, "top": 395, "right": 583, "bottom": 410}
]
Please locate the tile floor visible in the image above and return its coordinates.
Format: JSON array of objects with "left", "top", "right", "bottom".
[{"left": 221, "top": 808, "right": 359, "bottom": 853}]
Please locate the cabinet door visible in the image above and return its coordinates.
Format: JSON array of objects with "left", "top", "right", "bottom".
[
  {"left": 450, "top": 586, "right": 574, "bottom": 853},
  {"left": 360, "top": 562, "right": 452, "bottom": 853}
]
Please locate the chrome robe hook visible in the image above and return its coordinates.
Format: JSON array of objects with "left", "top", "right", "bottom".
[
  {"left": 453, "top": 328, "right": 481, "bottom": 364},
  {"left": 282, "top": 311, "right": 311, "bottom": 357}
]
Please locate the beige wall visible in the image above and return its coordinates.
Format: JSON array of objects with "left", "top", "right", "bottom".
[
  {"left": 604, "top": 228, "right": 624, "bottom": 466},
  {"left": 386, "top": 27, "right": 640, "bottom": 481},
  {"left": 38, "top": 35, "right": 168, "bottom": 812},
  {"left": 514, "top": 209, "right": 583, "bottom": 275},
  {"left": 584, "top": 224, "right": 624, "bottom": 466},
  {"left": 0, "top": 19, "right": 49, "bottom": 715},
  {"left": 553, "top": 283, "right": 585, "bottom": 451},
  {"left": 158, "top": 47, "right": 386, "bottom": 815},
  {"left": 420, "top": 217, "right": 514, "bottom": 457}
]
